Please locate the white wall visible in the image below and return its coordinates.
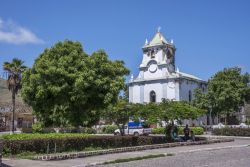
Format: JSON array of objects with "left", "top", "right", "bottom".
[
  {"left": 166, "top": 81, "right": 176, "bottom": 100},
  {"left": 131, "top": 84, "right": 141, "bottom": 103},
  {"left": 143, "top": 82, "right": 163, "bottom": 103},
  {"left": 179, "top": 79, "right": 200, "bottom": 101}
]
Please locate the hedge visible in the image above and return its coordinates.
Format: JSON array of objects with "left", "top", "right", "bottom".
[
  {"left": 152, "top": 127, "right": 204, "bottom": 135},
  {"left": 1, "top": 133, "right": 90, "bottom": 140},
  {"left": 212, "top": 128, "right": 250, "bottom": 136},
  {"left": 2, "top": 135, "right": 166, "bottom": 155},
  {"left": 21, "top": 127, "right": 97, "bottom": 134},
  {"left": 152, "top": 127, "right": 165, "bottom": 134},
  {"left": 102, "top": 125, "right": 118, "bottom": 134}
]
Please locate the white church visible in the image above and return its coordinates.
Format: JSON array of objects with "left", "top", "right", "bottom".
[{"left": 129, "top": 30, "right": 207, "bottom": 104}]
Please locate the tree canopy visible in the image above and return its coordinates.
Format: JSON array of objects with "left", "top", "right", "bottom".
[
  {"left": 141, "top": 100, "right": 205, "bottom": 125},
  {"left": 194, "top": 67, "right": 250, "bottom": 124},
  {"left": 21, "top": 40, "right": 129, "bottom": 127},
  {"left": 135, "top": 100, "right": 205, "bottom": 140}
]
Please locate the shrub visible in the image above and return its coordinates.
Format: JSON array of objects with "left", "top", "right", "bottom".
[
  {"left": 2, "top": 135, "right": 166, "bottom": 155},
  {"left": 246, "top": 119, "right": 250, "bottom": 125},
  {"left": 102, "top": 125, "right": 118, "bottom": 134},
  {"left": 32, "top": 122, "right": 43, "bottom": 133},
  {"left": 152, "top": 127, "right": 204, "bottom": 135},
  {"left": 212, "top": 128, "right": 250, "bottom": 136},
  {"left": 1, "top": 133, "right": 90, "bottom": 140},
  {"left": 152, "top": 127, "right": 165, "bottom": 134},
  {"left": 22, "top": 126, "right": 97, "bottom": 134}
]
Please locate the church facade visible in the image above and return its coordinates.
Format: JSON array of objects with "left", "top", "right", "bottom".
[{"left": 129, "top": 31, "right": 207, "bottom": 104}]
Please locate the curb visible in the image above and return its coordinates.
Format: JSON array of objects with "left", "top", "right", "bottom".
[
  {"left": 197, "top": 135, "right": 250, "bottom": 140},
  {"left": 36, "top": 138, "right": 234, "bottom": 161}
]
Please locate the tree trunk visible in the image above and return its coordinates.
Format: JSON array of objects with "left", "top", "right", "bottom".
[
  {"left": 12, "top": 90, "right": 15, "bottom": 134},
  {"left": 165, "top": 122, "right": 174, "bottom": 142},
  {"left": 121, "top": 124, "right": 125, "bottom": 136},
  {"left": 225, "top": 113, "right": 230, "bottom": 125}
]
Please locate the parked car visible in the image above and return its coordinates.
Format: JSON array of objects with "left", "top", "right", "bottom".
[{"left": 114, "top": 121, "right": 151, "bottom": 136}]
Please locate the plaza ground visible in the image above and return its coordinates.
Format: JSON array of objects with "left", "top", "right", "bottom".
[
  {"left": 2, "top": 138, "right": 250, "bottom": 167},
  {"left": 101, "top": 145, "right": 250, "bottom": 167}
]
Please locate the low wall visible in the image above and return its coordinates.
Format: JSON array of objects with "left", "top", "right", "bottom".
[{"left": 36, "top": 138, "right": 233, "bottom": 161}]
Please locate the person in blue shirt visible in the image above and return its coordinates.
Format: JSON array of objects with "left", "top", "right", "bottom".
[{"left": 171, "top": 125, "right": 183, "bottom": 142}]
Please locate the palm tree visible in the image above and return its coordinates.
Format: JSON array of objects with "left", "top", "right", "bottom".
[{"left": 3, "top": 58, "right": 26, "bottom": 133}]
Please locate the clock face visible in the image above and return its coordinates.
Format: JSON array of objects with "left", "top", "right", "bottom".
[{"left": 149, "top": 63, "right": 157, "bottom": 73}]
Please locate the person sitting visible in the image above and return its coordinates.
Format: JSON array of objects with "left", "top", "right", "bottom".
[
  {"left": 190, "top": 130, "right": 195, "bottom": 141},
  {"left": 171, "top": 126, "right": 183, "bottom": 142},
  {"left": 183, "top": 124, "right": 190, "bottom": 141}
]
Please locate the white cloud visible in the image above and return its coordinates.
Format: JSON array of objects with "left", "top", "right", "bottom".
[{"left": 0, "top": 18, "right": 44, "bottom": 44}]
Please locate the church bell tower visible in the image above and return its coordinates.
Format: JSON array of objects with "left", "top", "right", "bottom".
[{"left": 138, "top": 29, "right": 176, "bottom": 80}]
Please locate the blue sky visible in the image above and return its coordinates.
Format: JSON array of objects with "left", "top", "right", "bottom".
[{"left": 0, "top": 0, "right": 249, "bottom": 80}]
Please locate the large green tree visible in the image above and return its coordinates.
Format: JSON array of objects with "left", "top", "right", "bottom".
[
  {"left": 3, "top": 58, "right": 27, "bottom": 133},
  {"left": 194, "top": 67, "right": 250, "bottom": 124},
  {"left": 21, "top": 40, "right": 129, "bottom": 127}
]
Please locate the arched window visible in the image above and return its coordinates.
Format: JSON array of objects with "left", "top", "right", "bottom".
[
  {"left": 188, "top": 90, "right": 192, "bottom": 103},
  {"left": 150, "top": 91, "right": 156, "bottom": 103}
]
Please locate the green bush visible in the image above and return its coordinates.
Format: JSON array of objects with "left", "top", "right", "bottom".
[
  {"left": 152, "top": 127, "right": 204, "bottom": 135},
  {"left": 1, "top": 133, "right": 90, "bottom": 140},
  {"left": 32, "top": 122, "right": 43, "bottom": 133},
  {"left": 102, "top": 125, "right": 118, "bottom": 134},
  {"left": 246, "top": 119, "right": 250, "bottom": 125},
  {"left": 152, "top": 127, "right": 165, "bottom": 134},
  {"left": 22, "top": 126, "right": 97, "bottom": 134},
  {"left": 212, "top": 128, "right": 250, "bottom": 136},
  {"left": 2, "top": 134, "right": 166, "bottom": 155}
]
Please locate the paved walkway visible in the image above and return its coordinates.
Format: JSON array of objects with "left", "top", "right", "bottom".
[
  {"left": 2, "top": 139, "right": 250, "bottom": 167},
  {"left": 101, "top": 145, "right": 250, "bottom": 167}
]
